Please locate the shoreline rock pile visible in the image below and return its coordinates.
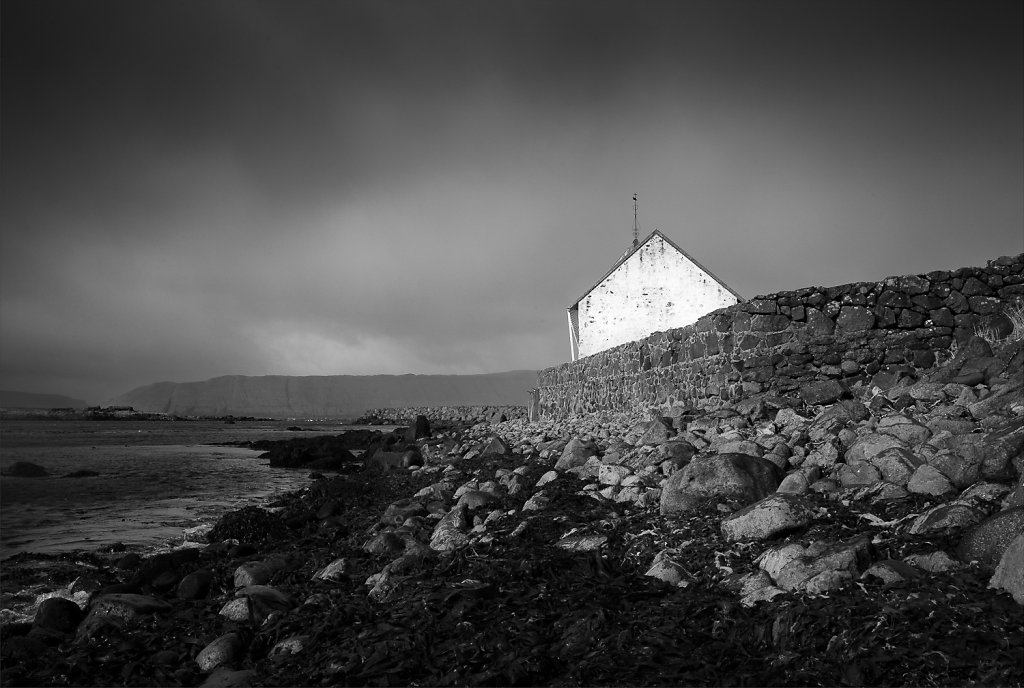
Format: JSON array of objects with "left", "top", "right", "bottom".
[
  {"left": 357, "top": 405, "right": 526, "bottom": 426},
  {"left": 2, "top": 338, "right": 1022, "bottom": 687}
]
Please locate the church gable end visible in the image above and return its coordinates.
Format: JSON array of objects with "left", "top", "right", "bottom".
[{"left": 568, "top": 231, "right": 740, "bottom": 360}]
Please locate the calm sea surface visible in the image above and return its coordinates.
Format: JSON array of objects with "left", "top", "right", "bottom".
[{"left": 0, "top": 419, "right": 392, "bottom": 559}]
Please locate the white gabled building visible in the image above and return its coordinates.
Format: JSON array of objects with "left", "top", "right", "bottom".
[{"left": 567, "top": 230, "right": 742, "bottom": 361}]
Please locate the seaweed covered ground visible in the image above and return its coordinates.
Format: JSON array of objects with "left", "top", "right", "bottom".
[{"left": 2, "top": 446, "right": 1021, "bottom": 687}]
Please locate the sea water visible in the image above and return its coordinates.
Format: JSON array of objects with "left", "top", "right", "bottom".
[{"left": 0, "top": 419, "right": 387, "bottom": 558}]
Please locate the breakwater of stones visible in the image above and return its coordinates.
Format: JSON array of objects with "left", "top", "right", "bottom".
[
  {"left": 357, "top": 405, "right": 527, "bottom": 426},
  {"left": 539, "top": 254, "right": 1024, "bottom": 418}
]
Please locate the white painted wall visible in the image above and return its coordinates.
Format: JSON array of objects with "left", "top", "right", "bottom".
[{"left": 575, "top": 234, "right": 738, "bottom": 358}]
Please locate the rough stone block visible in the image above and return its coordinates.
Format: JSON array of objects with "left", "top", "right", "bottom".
[{"left": 836, "top": 306, "right": 875, "bottom": 332}]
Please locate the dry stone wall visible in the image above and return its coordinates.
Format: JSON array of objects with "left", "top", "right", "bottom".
[{"left": 539, "top": 254, "right": 1024, "bottom": 419}]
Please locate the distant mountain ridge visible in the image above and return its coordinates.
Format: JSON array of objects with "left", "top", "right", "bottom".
[
  {"left": 107, "top": 371, "right": 539, "bottom": 418},
  {"left": 0, "top": 390, "right": 88, "bottom": 409}
]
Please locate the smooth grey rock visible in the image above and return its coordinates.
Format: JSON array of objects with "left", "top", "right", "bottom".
[
  {"left": 957, "top": 507, "right": 1024, "bottom": 572},
  {"left": 773, "top": 408, "right": 809, "bottom": 431},
  {"left": 837, "top": 462, "right": 883, "bottom": 488},
  {"left": 768, "top": 536, "right": 871, "bottom": 594},
  {"left": 908, "top": 502, "right": 986, "bottom": 535},
  {"left": 477, "top": 435, "right": 510, "bottom": 455},
  {"left": 196, "top": 632, "right": 245, "bottom": 673},
  {"left": 429, "top": 505, "right": 470, "bottom": 551},
  {"left": 777, "top": 466, "right": 822, "bottom": 494},
  {"left": 845, "top": 433, "right": 907, "bottom": 465},
  {"left": 660, "top": 453, "right": 782, "bottom": 516},
  {"left": 876, "top": 414, "right": 932, "bottom": 446},
  {"left": 236, "top": 585, "right": 293, "bottom": 614},
  {"left": 366, "top": 570, "right": 398, "bottom": 603},
  {"left": 721, "top": 493, "right": 814, "bottom": 541},
  {"left": 455, "top": 490, "right": 501, "bottom": 510},
  {"left": 738, "top": 570, "right": 787, "bottom": 606},
  {"left": 799, "top": 380, "right": 847, "bottom": 406},
  {"left": 83, "top": 593, "right": 171, "bottom": 621},
  {"left": 904, "top": 551, "right": 961, "bottom": 573},
  {"left": 907, "top": 465, "right": 955, "bottom": 496},
  {"left": 645, "top": 550, "right": 689, "bottom": 586},
  {"left": 866, "top": 447, "right": 923, "bottom": 486},
  {"left": 521, "top": 491, "right": 550, "bottom": 511},
  {"left": 33, "top": 597, "right": 83, "bottom": 634},
  {"left": 363, "top": 530, "right": 406, "bottom": 556},
  {"left": 979, "top": 417, "right": 1024, "bottom": 479},
  {"left": 535, "top": 470, "right": 558, "bottom": 487},
  {"left": 554, "top": 438, "right": 600, "bottom": 470},
  {"left": 928, "top": 447, "right": 982, "bottom": 489},
  {"left": 635, "top": 418, "right": 674, "bottom": 446},
  {"left": 218, "top": 598, "right": 251, "bottom": 622},
  {"left": 177, "top": 569, "right": 214, "bottom": 600},
  {"left": 989, "top": 533, "right": 1024, "bottom": 604},
  {"left": 233, "top": 562, "right": 273, "bottom": 588},
  {"left": 598, "top": 464, "right": 632, "bottom": 486},
  {"left": 861, "top": 559, "right": 922, "bottom": 584},
  {"left": 380, "top": 498, "right": 427, "bottom": 527}
]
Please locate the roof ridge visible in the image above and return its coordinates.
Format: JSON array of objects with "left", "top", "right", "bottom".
[{"left": 568, "top": 229, "right": 742, "bottom": 308}]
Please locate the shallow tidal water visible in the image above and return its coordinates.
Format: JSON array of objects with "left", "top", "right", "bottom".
[{"left": 0, "top": 419, "right": 388, "bottom": 558}]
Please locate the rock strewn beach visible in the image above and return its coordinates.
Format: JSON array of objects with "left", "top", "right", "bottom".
[{"left": 2, "top": 336, "right": 1023, "bottom": 687}]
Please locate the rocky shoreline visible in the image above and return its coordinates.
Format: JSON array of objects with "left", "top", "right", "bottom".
[{"left": 2, "top": 335, "right": 1023, "bottom": 687}]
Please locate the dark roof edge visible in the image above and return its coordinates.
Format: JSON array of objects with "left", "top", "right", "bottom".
[{"left": 568, "top": 229, "right": 743, "bottom": 308}]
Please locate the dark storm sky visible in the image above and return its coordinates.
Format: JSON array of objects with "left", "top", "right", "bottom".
[{"left": 2, "top": 1, "right": 1022, "bottom": 403}]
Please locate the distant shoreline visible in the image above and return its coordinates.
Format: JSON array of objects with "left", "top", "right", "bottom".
[{"left": 0, "top": 406, "right": 332, "bottom": 423}]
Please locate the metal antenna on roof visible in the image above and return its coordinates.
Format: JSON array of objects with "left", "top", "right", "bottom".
[{"left": 632, "top": 193, "right": 639, "bottom": 247}]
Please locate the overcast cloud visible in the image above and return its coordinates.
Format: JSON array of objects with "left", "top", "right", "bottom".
[{"left": 2, "top": 0, "right": 1021, "bottom": 403}]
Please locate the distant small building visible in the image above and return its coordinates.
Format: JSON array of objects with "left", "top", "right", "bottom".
[{"left": 567, "top": 230, "right": 742, "bottom": 361}]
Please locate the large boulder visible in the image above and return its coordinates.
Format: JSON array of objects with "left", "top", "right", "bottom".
[
  {"left": 554, "top": 438, "right": 600, "bottom": 471},
  {"left": 876, "top": 414, "right": 932, "bottom": 446},
  {"left": 758, "top": 535, "right": 872, "bottom": 594},
  {"left": 799, "top": 380, "right": 848, "bottom": 406},
  {"left": 989, "top": 533, "right": 1024, "bottom": 604},
  {"left": 365, "top": 449, "right": 422, "bottom": 472},
  {"left": 405, "top": 415, "right": 431, "bottom": 442},
  {"left": 721, "top": 493, "right": 814, "bottom": 541},
  {"left": 907, "top": 502, "right": 986, "bottom": 535},
  {"left": 979, "top": 417, "right": 1024, "bottom": 480},
  {"left": 196, "top": 632, "right": 246, "bottom": 673},
  {"left": 837, "top": 462, "right": 883, "bottom": 488},
  {"left": 260, "top": 436, "right": 362, "bottom": 469},
  {"left": 866, "top": 447, "right": 924, "bottom": 486},
  {"left": 34, "top": 597, "right": 84, "bottom": 634},
  {"left": 476, "top": 435, "right": 510, "bottom": 456},
  {"left": 957, "top": 507, "right": 1024, "bottom": 572},
  {"left": 429, "top": 505, "right": 471, "bottom": 552},
  {"left": 808, "top": 401, "right": 870, "bottom": 443},
  {"left": 968, "top": 379, "right": 1024, "bottom": 421},
  {"left": 207, "top": 507, "right": 288, "bottom": 545},
  {"left": 76, "top": 594, "right": 173, "bottom": 641},
  {"left": 777, "top": 466, "right": 822, "bottom": 494},
  {"left": 660, "top": 453, "right": 782, "bottom": 516},
  {"left": 634, "top": 418, "right": 675, "bottom": 446},
  {"left": 907, "top": 465, "right": 955, "bottom": 496},
  {"left": 845, "top": 433, "right": 907, "bottom": 465}
]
